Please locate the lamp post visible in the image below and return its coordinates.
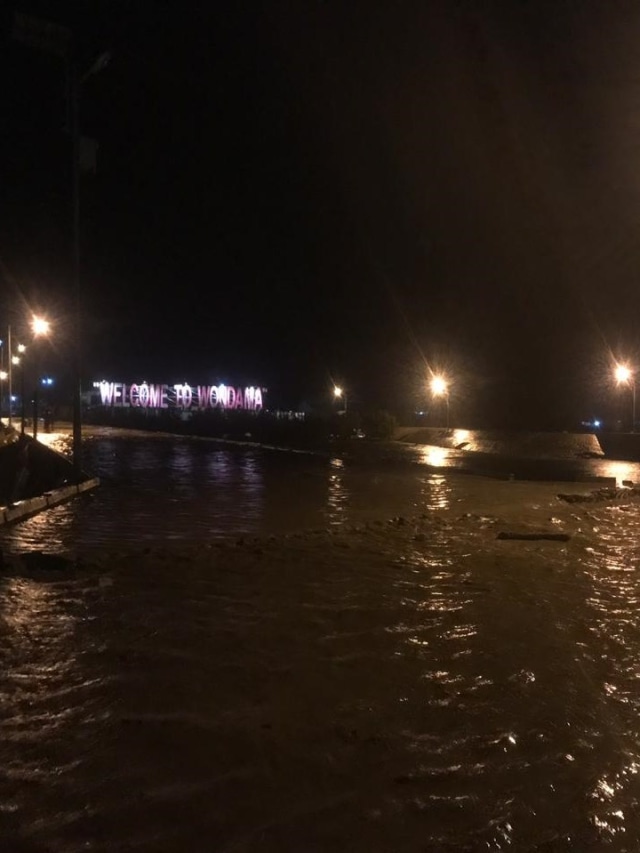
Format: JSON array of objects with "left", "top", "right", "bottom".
[
  {"left": 614, "top": 363, "right": 636, "bottom": 432},
  {"left": 71, "top": 52, "right": 110, "bottom": 477},
  {"left": 13, "top": 351, "right": 24, "bottom": 434},
  {"left": 12, "top": 12, "right": 109, "bottom": 475},
  {"left": 31, "top": 315, "right": 50, "bottom": 440},
  {"left": 0, "top": 369, "right": 6, "bottom": 425},
  {"left": 430, "top": 375, "right": 450, "bottom": 428},
  {"left": 0, "top": 338, "right": 3, "bottom": 423},
  {"left": 6, "top": 326, "right": 13, "bottom": 427},
  {"left": 333, "top": 385, "right": 347, "bottom": 414},
  {"left": 0, "top": 330, "right": 13, "bottom": 426}
]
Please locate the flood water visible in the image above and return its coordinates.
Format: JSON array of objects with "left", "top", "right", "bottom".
[
  {"left": 3, "top": 431, "right": 640, "bottom": 850},
  {"left": 2, "top": 431, "right": 469, "bottom": 553},
  {"left": 2, "top": 429, "right": 640, "bottom": 554}
]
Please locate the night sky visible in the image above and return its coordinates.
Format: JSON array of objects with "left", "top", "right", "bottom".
[{"left": 1, "top": 1, "right": 639, "bottom": 427}]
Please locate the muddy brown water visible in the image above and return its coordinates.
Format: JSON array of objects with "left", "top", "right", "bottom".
[{"left": 2, "top": 431, "right": 640, "bottom": 850}]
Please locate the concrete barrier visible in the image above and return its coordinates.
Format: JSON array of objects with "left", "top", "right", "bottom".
[{"left": 0, "top": 477, "right": 100, "bottom": 526}]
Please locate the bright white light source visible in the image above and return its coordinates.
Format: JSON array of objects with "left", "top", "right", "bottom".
[
  {"left": 430, "top": 375, "right": 448, "bottom": 396},
  {"left": 615, "top": 364, "right": 633, "bottom": 384},
  {"left": 31, "top": 316, "right": 50, "bottom": 337}
]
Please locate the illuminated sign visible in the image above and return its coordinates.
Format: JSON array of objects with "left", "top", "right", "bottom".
[{"left": 93, "top": 381, "right": 264, "bottom": 411}]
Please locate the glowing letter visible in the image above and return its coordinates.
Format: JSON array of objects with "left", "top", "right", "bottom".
[
  {"left": 149, "top": 384, "right": 161, "bottom": 408},
  {"left": 99, "top": 382, "right": 114, "bottom": 406},
  {"left": 197, "top": 386, "right": 210, "bottom": 409}
]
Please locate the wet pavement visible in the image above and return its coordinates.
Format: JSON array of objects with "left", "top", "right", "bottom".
[{"left": 2, "top": 429, "right": 640, "bottom": 850}]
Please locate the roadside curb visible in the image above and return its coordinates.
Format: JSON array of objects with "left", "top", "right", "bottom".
[{"left": 0, "top": 477, "right": 100, "bottom": 526}]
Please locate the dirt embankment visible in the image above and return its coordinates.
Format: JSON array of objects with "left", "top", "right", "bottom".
[{"left": 394, "top": 426, "right": 603, "bottom": 459}]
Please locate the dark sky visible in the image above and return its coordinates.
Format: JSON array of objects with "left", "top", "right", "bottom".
[{"left": 1, "top": 1, "right": 640, "bottom": 426}]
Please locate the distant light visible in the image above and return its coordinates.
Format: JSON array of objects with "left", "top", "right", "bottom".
[
  {"left": 0, "top": 370, "right": 7, "bottom": 381},
  {"left": 11, "top": 355, "right": 20, "bottom": 366},
  {"left": 17, "top": 343, "right": 26, "bottom": 353},
  {"left": 430, "top": 375, "right": 448, "bottom": 397},
  {"left": 594, "top": 420, "right": 601, "bottom": 428},
  {"left": 615, "top": 363, "right": 633, "bottom": 384},
  {"left": 32, "top": 315, "right": 50, "bottom": 337},
  {"left": 333, "top": 386, "right": 343, "bottom": 398}
]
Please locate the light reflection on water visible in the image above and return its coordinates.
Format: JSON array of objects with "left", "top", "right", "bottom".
[
  {"left": 1, "top": 435, "right": 458, "bottom": 554},
  {"left": 576, "top": 506, "right": 640, "bottom": 845},
  {"left": 599, "top": 459, "right": 638, "bottom": 487},
  {"left": 327, "top": 457, "right": 348, "bottom": 527},
  {"left": 5, "top": 433, "right": 640, "bottom": 847},
  {"left": 420, "top": 445, "right": 452, "bottom": 469}
]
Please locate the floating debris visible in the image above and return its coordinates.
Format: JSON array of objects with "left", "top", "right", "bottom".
[
  {"left": 496, "top": 531, "right": 571, "bottom": 542},
  {"left": 558, "top": 487, "right": 640, "bottom": 504}
]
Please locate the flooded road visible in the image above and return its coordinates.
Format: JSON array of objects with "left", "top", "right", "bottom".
[
  {"left": 2, "top": 431, "right": 640, "bottom": 850},
  {"left": 2, "top": 428, "right": 640, "bottom": 554},
  {"left": 1, "top": 431, "right": 466, "bottom": 552}
]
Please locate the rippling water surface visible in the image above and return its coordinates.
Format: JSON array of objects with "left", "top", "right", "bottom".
[
  {"left": 0, "top": 433, "right": 463, "bottom": 553},
  {"left": 3, "top": 432, "right": 640, "bottom": 850}
]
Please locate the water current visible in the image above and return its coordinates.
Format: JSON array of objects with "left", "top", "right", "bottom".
[{"left": 2, "top": 431, "right": 640, "bottom": 850}]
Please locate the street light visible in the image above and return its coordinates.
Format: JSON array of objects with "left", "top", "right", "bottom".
[
  {"left": 12, "top": 11, "right": 110, "bottom": 475},
  {"left": 614, "top": 363, "right": 636, "bottom": 432},
  {"left": 30, "top": 316, "right": 51, "bottom": 440},
  {"left": 71, "top": 53, "right": 110, "bottom": 478},
  {"left": 12, "top": 352, "right": 24, "bottom": 434},
  {"left": 31, "top": 315, "right": 50, "bottom": 337},
  {"left": 333, "top": 385, "right": 347, "bottom": 413},
  {"left": 430, "top": 374, "right": 450, "bottom": 428}
]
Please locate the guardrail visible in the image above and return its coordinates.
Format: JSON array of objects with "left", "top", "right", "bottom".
[{"left": 0, "top": 477, "right": 100, "bottom": 526}]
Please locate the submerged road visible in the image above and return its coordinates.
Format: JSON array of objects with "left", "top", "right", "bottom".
[
  {"left": 2, "top": 425, "right": 639, "bottom": 554},
  {"left": 1, "top": 428, "right": 640, "bottom": 849}
]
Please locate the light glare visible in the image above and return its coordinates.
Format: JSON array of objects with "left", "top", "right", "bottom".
[
  {"left": 32, "top": 316, "right": 50, "bottom": 337},
  {"left": 430, "top": 375, "right": 448, "bottom": 396},
  {"left": 615, "top": 364, "right": 633, "bottom": 385}
]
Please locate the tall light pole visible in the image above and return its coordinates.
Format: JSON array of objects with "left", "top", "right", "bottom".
[
  {"left": 0, "top": 369, "right": 6, "bottom": 425},
  {"left": 12, "top": 12, "right": 109, "bottom": 476},
  {"left": 31, "top": 315, "right": 51, "bottom": 440},
  {"left": 13, "top": 349, "right": 25, "bottom": 434},
  {"left": 71, "top": 51, "right": 110, "bottom": 477},
  {"left": 0, "top": 338, "right": 3, "bottom": 422},
  {"left": 333, "top": 385, "right": 347, "bottom": 414},
  {"left": 614, "top": 363, "right": 636, "bottom": 432},
  {"left": 430, "top": 375, "right": 450, "bottom": 428},
  {"left": 7, "top": 326, "right": 12, "bottom": 427}
]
